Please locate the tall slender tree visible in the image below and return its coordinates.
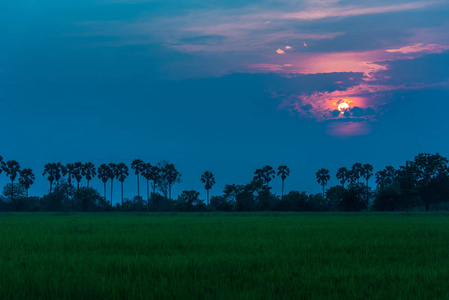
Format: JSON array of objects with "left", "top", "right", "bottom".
[
  {"left": 43, "top": 163, "right": 57, "bottom": 193},
  {"left": 73, "top": 162, "right": 84, "bottom": 190},
  {"left": 253, "top": 165, "right": 275, "bottom": 187},
  {"left": 362, "top": 164, "right": 374, "bottom": 188},
  {"left": 201, "top": 171, "right": 215, "bottom": 205},
  {"left": 19, "top": 168, "right": 35, "bottom": 197},
  {"left": 277, "top": 165, "right": 290, "bottom": 199},
  {"left": 115, "top": 163, "right": 129, "bottom": 205},
  {"left": 141, "top": 163, "right": 159, "bottom": 204},
  {"left": 54, "top": 163, "right": 65, "bottom": 186},
  {"left": 108, "top": 163, "right": 117, "bottom": 206},
  {"left": 159, "top": 161, "right": 181, "bottom": 199},
  {"left": 63, "top": 163, "right": 76, "bottom": 188},
  {"left": 131, "top": 159, "right": 144, "bottom": 197},
  {"left": 97, "top": 164, "right": 111, "bottom": 204},
  {"left": 316, "top": 168, "right": 330, "bottom": 198},
  {"left": 3, "top": 160, "right": 21, "bottom": 201},
  {"left": 82, "top": 162, "right": 96, "bottom": 188},
  {"left": 336, "top": 167, "right": 349, "bottom": 187},
  {"left": 351, "top": 163, "right": 363, "bottom": 184}
]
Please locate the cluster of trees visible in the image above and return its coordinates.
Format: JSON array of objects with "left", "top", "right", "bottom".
[{"left": 1, "top": 153, "right": 449, "bottom": 212}]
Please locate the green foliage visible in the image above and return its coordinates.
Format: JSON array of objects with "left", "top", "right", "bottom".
[{"left": 2, "top": 183, "right": 26, "bottom": 200}]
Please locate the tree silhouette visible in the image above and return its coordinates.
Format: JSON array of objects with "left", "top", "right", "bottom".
[
  {"left": 63, "top": 163, "right": 76, "bottom": 188},
  {"left": 82, "top": 162, "right": 96, "bottom": 188},
  {"left": 201, "top": 171, "right": 215, "bottom": 205},
  {"left": 131, "top": 159, "right": 144, "bottom": 198},
  {"left": 351, "top": 163, "right": 363, "bottom": 184},
  {"left": 73, "top": 162, "right": 84, "bottom": 190},
  {"left": 108, "top": 163, "right": 117, "bottom": 205},
  {"left": 3, "top": 160, "right": 21, "bottom": 201},
  {"left": 159, "top": 161, "right": 181, "bottom": 199},
  {"left": 336, "top": 167, "right": 349, "bottom": 187},
  {"left": 253, "top": 165, "right": 275, "bottom": 187},
  {"left": 115, "top": 163, "right": 129, "bottom": 205},
  {"left": 277, "top": 165, "right": 290, "bottom": 199},
  {"left": 0, "top": 156, "right": 4, "bottom": 187},
  {"left": 316, "top": 168, "right": 330, "bottom": 198},
  {"left": 19, "top": 168, "right": 35, "bottom": 197},
  {"left": 97, "top": 164, "right": 111, "bottom": 204},
  {"left": 43, "top": 163, "right": 57, "bottom": 194},
  {"left": 54, "top": 163, "right": 65, "bottom": 186},
  {"left": 362, "top": 164, "right": 373, "bottom": 188}
]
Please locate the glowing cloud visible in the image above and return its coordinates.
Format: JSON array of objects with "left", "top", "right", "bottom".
[
  {"left": 285, "top": 46, "right": 292, "bottom": 49},
  {"left": 386, "top": 43, "right": 449, "bottom": 54},
  {"left": 276, "top": 48, "right": 285, "bottom": 54}
]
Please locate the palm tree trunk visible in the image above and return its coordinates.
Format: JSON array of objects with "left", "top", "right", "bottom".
[
  {"left": 207, "top": 189, "right": 209, "bottom": 206},
  {"left": 322, "top": 184, "right": 325, "bottom": 199},
  {"left": 121, "top": 181, "right": 124, "bottom": 205},
  {"left": 87, "top": 180, "right": 90, "bottom": 188},
  {"left": 169, "top": 184, "right": 171, "bottom": 200},
  {"left": 281, "top": 180, "right": 284, "bottom": 199},
  {"left": 26, "top": 188, "right": 29, "bottom": 198},
  {"left": 152, "top": 181, "right": 156, "bottom": 195},
  {"left": 111, "top": 179, "right": 113, "bottom": 206},
  {"left": 103, "top": 182, "right": 107, "bottom": 204},
  {"left": 11, "top": 179, "right": 14, "bottom": 202},
  {"left": 137, "top": 175, "right": 140, "bottom": 197},
  {"left": 146, "top": 179, "right": 149, "bottom": 204},
  {"left": 50, "top": 181, "right": 53, "bottom": 194}
]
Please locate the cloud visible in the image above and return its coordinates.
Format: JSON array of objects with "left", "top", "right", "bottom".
[
  {"left": 276, "top": 48, "right": 285, "bottom": 54},
  {"left": 282, "top": 2, "right": 438, "bottom": 20},
  {"left": 386, "top": 43, "right": 449, "bottom": 54}
]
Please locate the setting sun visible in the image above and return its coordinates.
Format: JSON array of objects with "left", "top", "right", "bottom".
[{"left": 338, "top": 102, "right": 350, "bottom": 114}]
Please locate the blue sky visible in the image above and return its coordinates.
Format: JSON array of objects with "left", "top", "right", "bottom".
[{"left": 1, "top": 0, "right": 449, "bottom": 203}]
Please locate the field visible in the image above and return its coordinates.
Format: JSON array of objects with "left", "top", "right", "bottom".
[{"left": 1, "top": 213, "right": 449, "bottom": 299}]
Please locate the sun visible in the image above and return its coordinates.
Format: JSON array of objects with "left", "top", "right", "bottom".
[{"left": 338, "top": 102, "right": 350, "bottom": 114}]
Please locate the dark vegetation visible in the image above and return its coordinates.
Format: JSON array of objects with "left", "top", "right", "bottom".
[{"left": 1, "top": 153, "right": 449, "bottom": 212}]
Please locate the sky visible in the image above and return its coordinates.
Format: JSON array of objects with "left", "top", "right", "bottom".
[{"left": 1, "top": 0, "right": 449, "bottom": 203}]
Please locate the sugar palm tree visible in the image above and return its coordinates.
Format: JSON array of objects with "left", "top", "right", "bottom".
[
  {"left": 362, "top": 164, "right": 373, "bottom": 188},
  {"left": 3, "top": 160, "right": 21, "bottom": 201},
  {"left": 63, "top": 163, "right": 76, "bottom": 187},
  {"left": 82, "top": 162, "right": 96, "bottom": 188},
  {"left": 97, "top": 164, "right": 111, "bottom": 203},
  {"left": 108, "top": 163, "right": 117, "bottom": 205},
  {"left": 316, "top": 168, "right": 330, "bottom": 198},
  {"left": 115, "top": 163, "right": 129, "bottom": 205},
  {"left": 54, "top": 163, "right": 65, "bottom": 186},
  {"left": 159, "top": 161, "right": 181, "bottom": 199},
  {"left": 141, "top": 163, "right": 160, "bottom": 203},
  {"left": 253, "top": 165, "right": 275, "bottom": 187},
  {"left": 201, "top": 171, "right": 215, "bottom": 205},
  {"left": 277, "top": 165, "right": 290, "bottom": 199},
  {"left": 19, "top": 168, "right": 35, "bottom": 197},
  {"left": 43, "top": 163, "right": 57, "bottom": 193},
  {"left": 73, "top": 162, "right": 84, "bottom": 190},
  {"left": 351, "top": 163, "right": 363, "bottom": 184},
  {"left": 336, "top": 167, "right": 349, "bottom": 187},
  {"left": 131, "top": 159, "right": 144, "bottom": 197}
]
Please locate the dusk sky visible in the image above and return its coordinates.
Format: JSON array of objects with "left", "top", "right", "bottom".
[{"left": 1, "top": 0, "right": 449, "bottom": 202}]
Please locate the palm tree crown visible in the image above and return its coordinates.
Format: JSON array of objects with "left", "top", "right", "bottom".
[{"left": 201, "top": 171, "right": 215, "bottom": 205}]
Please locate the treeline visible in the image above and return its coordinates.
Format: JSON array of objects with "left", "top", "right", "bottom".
[{"left": 1, "top": 153, "right": 449, "bottom": 212}]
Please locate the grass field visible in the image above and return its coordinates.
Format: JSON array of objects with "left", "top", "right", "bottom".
[{"left": 1, "top": 212, "right": 449, "bottom": 299}]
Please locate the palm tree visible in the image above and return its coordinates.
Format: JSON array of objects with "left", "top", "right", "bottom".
[
  {"left": 82, "top": 162, "right": 96, "bottom": 187},
  {"left": 131, "top": 159, "right": 144, "bottom": 197},
  {"left": 277, "top": 165, "right": 290, "bottom": 199},
  {"left": 43, "top": 163, "right": 57, "bottom": 193},
  {"left": 141, "top": 163, "right": 160, "bottom": 204},
  {"left": 253, "top": 165, "right": 275, "bottom": 187},
  {"left": 336, "top": 167, "right": 349, "bottom": 187},
  {"left": 0, "top": 156, "right": 4, "bottom": 186},
  {"left": 108, "top": 163, "right": 117, "bottom": 205},
  {"left": 3, "top": 160, "right": 21, "bottom": 201},
  {"left": 73, "top": 162, "right": 84, "bottom": 190},
  {"left": 362, "top": 164, "right": 373, "bottom": 188},
  {"left": 316, "top": 168, "right": 330, "bottom": 198},
  {"left": 351, "top": 163, "right": 363, "bottom": 184},
  {"left": 115, "top": 163, "right": 129, "bottom": 205},
  {"left": 159, "top": 161, "right": 181, "bottom": 199},
  {"left": 19, "top": 168, "right": 35, "bottom": 197},
  {"left": 201, "top": 171, "right": 215, "bottom": 205},
  {"left": 63, "top": 163, "right": 76, "bottom": 187},
  {"left": 97, "top": 164, "right": 111, "bottom": 203},
  {"left": 54, "top": 163, "right": 65, "bottom": 186}
]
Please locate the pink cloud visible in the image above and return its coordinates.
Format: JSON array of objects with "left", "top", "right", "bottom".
[
  {"left": 386, "top": 43, "right": 449, "bottom": 54},
  {"left": 282, "top": 2, "right": 438, "bottom": 20},
  {"left": 276, "top": 48, "right": 285, "bottom": 54},
  {"left": 326, "top": 122, "right": 371, "bottom": 136}
]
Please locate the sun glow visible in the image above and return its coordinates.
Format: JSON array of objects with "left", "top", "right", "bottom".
[{"left": 337, "top": 102, "right": 350, "bottom": 114}]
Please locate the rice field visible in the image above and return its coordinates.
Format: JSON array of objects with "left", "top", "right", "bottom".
[{"left": 1, "top": 212, "right": 449, "bottom": 299}]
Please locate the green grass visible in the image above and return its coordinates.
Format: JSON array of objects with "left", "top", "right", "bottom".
[{"left": 1, "top": 212, "right": 449, "bottom": 299}]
